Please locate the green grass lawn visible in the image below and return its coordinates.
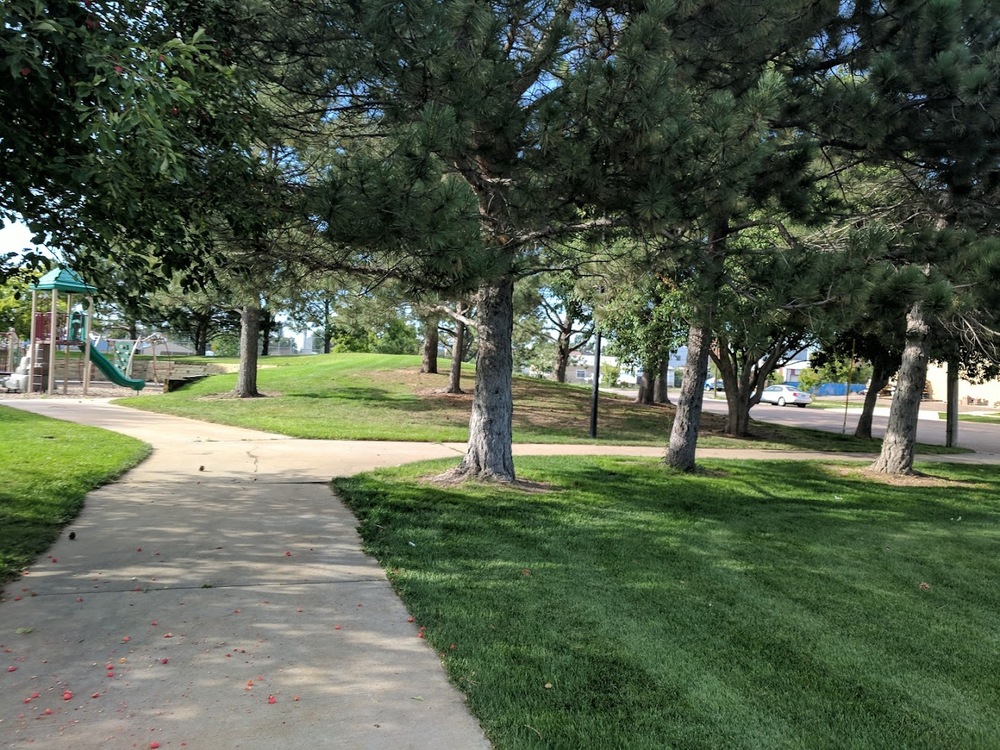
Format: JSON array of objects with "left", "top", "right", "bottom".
[
  {"left": 938, "top": 412, "right": 1000, "bottom": 424},
  {"left": 117, "top": 353, "right": 958, "bottom": 453},
  {"left": 0, "top": 406, "right": 149, "bottom": 584},
  {"left": 335, "top": 456, "right": 1000, "bottom": 749}
]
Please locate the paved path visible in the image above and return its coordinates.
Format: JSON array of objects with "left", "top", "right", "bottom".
[
  {"left": 0, "top": 400, "right": 487, "bottom": 750},
  {"left": 0, "top": 398, "right": 995, "bottom": 750}
]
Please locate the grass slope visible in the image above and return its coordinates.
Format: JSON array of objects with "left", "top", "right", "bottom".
[
  {"left": 336, "top": 456, "right": 1000, "bottom": 749},
  {"left": 118, "top": 353, "right": 951, "bottom": 453},
  {"left": 0, "top": 406, "right": 149, "bottom": 584}
]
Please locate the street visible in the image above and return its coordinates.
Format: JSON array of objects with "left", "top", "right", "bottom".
[{"left": 699, "top": 395, "right": 1000, "bottom": 457}]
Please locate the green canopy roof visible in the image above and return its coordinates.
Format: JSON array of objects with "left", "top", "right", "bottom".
[{"left": 32, "top": 268, "right": 98, "bottom": 295}]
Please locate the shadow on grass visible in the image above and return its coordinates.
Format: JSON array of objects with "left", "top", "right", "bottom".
[{"left": 336, "top": 457, "right": 1000, "bottom": 749}]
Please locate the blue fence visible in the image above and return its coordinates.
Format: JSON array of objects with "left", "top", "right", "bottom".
[{"left": 809, "top": 383, "right": 867, "bottom": 397}]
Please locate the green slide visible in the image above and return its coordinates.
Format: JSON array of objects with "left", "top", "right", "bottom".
[{"left": 80, "top": 345, "right": 146, "bottom": 391}]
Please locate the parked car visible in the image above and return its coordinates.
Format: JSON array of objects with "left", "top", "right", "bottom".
[
  {"left": 759, "top": 384, "right": 811, "bottom": 407},
  {"left": 704, "top": 378, "right": 725, "bottom": 392}
]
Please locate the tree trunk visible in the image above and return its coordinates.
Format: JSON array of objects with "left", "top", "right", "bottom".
[
  {"left": 259, "top": 306, "right": 271, "bottom": 356},
  {"left": 234, "top": 303, "right": 261, "bottom": 398},
  {"left": 666, "top": 323, "right": 712, "bottom": 471},
  {"left": 322, "top": 298, "right": 333, "bottom": 354},
  {"left": 451, "top": 276, "right": 515, "bottom": 481},
  {"left": 870, "top": 302, "right": 930, "bottom": 474},
  {"left": 724, "top": 390, "right": 753, "bottom": 436},
  {"left": 448, "top": 317, "right": 466, "bottom": 394},
  {"left": 553, "top": 329, "right": 570, "bottom": 382},
  {"left": 193, "top": 315, "right": 209, "bottom": 356},
  {"left": 421, "top": 317, "right": 439, "bottom": 374},
  {"left": 855, "top": 359, "right": 891, "bottom": 440},
  {"left": 636, "top": 355, "right": 659, "bottom": 405},
  {"left": 654, "top": 358, "right": 671, "bottom": 404}
]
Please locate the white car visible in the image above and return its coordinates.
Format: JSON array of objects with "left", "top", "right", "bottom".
[{"left": 759, "top": 384, "right": 811, "bottom": 407}]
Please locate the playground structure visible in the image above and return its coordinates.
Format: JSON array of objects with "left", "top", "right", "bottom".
[{"left": 1, "top": 268, "right": 145, "bottom": 395}]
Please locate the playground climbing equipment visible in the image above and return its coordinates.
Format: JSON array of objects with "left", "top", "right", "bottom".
[{"left": 20, "top": 268, "right": 145, "bottom": 394}]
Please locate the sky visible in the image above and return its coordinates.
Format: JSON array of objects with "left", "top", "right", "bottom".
[{"left": 0, "top": 220, "right": 38, "bottom": 256}]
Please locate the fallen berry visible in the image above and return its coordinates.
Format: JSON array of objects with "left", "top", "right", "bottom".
[
  {"left": 7, "top": 666, "right": 16, "bottom": 672},
  {"left": 150, "top": 743, "right": 160, "bottom": 749},
  {"left": 268, "top": 695, "right": 276, "bottom": 704},
  {"left": 92, "top": 693, "right": 100, "bottom": 698},
  {"left": 63, "top": 691, "right": 72, "bottom": 701},
  {"left": 161, "top": 658, "right": 168, "bottom": 665},
  {"left": 407, "top": 617, "right": 414, "bottom": 623},
  {"left": 284, "top": 551, "right": 291, "bottom": 557},
  {"left": 31, "top": 692, "right": 39, "bottom": 699},
  {"left": 334, "top": 625, "right": 341, "bottom": 630}
]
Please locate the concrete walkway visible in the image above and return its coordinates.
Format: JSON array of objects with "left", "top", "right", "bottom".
[
  {"left": 0, "top": 398, "right": 995, "bottom": 750},
  {"left": 0, "top": 399, "right": 488, "bottom": 750}
]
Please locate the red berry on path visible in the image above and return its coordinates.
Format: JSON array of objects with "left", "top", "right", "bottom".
[
  {"left": 7, "top": 666, "right": 16, "bottom": 672},
  {"left": 63, "top": 691, "right": 73, "bottom": 701},
  {"left": 150, "top": 743, "right": 160, "bottom": 749},
  {"left": 284, "top": 551, "right": 291, "bottom": 557},
  {"left": 268, "top": 695, "right": 276, "bottom": 704}
]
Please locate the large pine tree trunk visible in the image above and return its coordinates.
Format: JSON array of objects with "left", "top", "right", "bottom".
[
  {"left": 451, "top": 276, "right": 515, "bottom": 481},
  {"left": 448, "top": 318, "right": 466, "bottom": 394},
  {"left": 855, "top": 359, "right": 892, "bottom": 440},
  {"left": 870, "top": 302, "right": 930, "bottom": 474},
  {"left": 666, "top": 323, "right": 712, "bottom": 471},
  {"left": 234, "top": 303, "right": 261, "bottom": 398},
  {"left": 421, "top": 317, "right": 439, "bottom": 374}
]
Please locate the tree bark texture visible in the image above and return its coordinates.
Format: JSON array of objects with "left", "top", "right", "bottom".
[
  {"left": 454, "top": 276, "right": 515, "bottom": 481},
  {"left": 667, "top": 323, "right": 712, "bottom": 471},
  {"left": 855, "top": 359, "right": 891, "bottom": 440},
  {"left": 553, "top": 329, "right": 570, "bottom": 383},
  {"left": 448, "top": 318, "right": 466, "bottom": 394},
  {"left": 421, "top": 317, "right": 439, "bottom": 374},
  {"left": 870, "top": 302, "right": 930, "bottom": 474},
  {"left": 654, "top": 358, "right": 671, "bottom": 404},
  {"left": 636, "top": 372, "right": 655, "bottom": 404},
  {"left": 234, "top": 303, "right": 261, "bottom": 398}
]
